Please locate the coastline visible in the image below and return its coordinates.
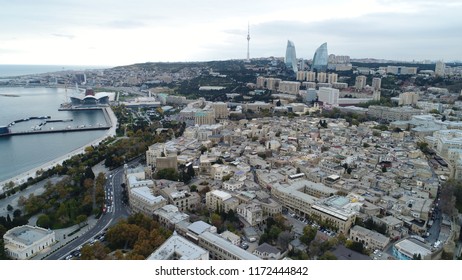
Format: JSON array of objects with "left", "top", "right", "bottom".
[{"left": 0, "top": 107, "right": 117, "bottom": 193}]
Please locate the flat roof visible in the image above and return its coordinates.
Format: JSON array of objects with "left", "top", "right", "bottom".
[
  {"left": 131, "top": 187, "right": 165, "bottom": 205},
  {"left": 147, "top": 233, "right": 208, "bottom": 260},
  {"left": 5, "top": 225, "right": 54, "bottom": 246},
  {"left": 394, "top": 238, "right": 432, "bottom": 258},
  {"left": 200, "top": 231, "right": 261, "bottom": 260},
  {"left": 188, "top": 221, "right": 212, "bottom": 235}
]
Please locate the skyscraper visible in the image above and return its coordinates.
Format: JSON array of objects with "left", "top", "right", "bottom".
[
  {"left": 435, "top": 61, "right": 445, "bottom": 77},
  {"left": 312, "top": 42, "right": 328, "bottom": 72},
  {"left": 246, "top": 23, "right": 251, "bottom": 62},
  {"left": 285, "top": 40, "right": 298, "bottom": 72}
]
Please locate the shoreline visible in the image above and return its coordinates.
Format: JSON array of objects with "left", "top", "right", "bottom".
[{"left": 0, "top": 107, "right": 117, "bottom": 193}]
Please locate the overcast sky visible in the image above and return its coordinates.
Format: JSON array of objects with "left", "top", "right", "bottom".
[{"left": 1, "top": 0, "right": 461, "bottom": 66}]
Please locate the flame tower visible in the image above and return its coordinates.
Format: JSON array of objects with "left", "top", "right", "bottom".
[{"left": 246, "top": 23, "right": 250, "bottom": 62}]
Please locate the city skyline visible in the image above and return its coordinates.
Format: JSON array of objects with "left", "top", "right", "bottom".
[{"left": 1, "top": 0, "right": 461, "bottom": 66}]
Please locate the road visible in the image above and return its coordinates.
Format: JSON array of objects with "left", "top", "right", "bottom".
[{"left": 45, "top": 165, "right": 129, "bottom": 260}]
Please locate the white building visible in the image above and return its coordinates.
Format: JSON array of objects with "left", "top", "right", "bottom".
[
  {"left": 3, "top": 225, "right": 55, "bottom": 260},
  {"left": 236, "top": 202, "right": 263, "bottom": 226},
  {"left": 318, "top": 87, "right": 339, "bottom": 106},
  {"left": 147, "top": 232, "right": 209, "bottom": 260},
  {"left": 130, "top": 186, "right": 167, "bottom": 216},
  {"left": 223, "top": 179, "right": 245, "bottom": 192},
  {"left": 154, "top": 204, "right": 190, "bottom": 230},
  {"left": 206, "top": 190, "right": 232, "bottom": 212}
]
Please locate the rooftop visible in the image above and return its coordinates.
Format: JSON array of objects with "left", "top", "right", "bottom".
[
  {"left": 4, "top": 225, "right": 54, "bottom": 246},
  {"left": 147, "top": 232, "right": 208, "bottom": 260}
]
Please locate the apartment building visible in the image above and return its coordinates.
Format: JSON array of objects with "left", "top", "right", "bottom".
[{"left": 349, "top": 225, "right": 390, "bottom": 250}]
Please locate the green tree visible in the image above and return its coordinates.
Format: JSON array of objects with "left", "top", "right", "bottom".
[
  {"left": 36, "top": 214, "right": 52, "bottom": 229},
  {"left": 6, "top": 205, "right": 13, "bottom": 212},
  {"left": 318, "top": 251, "right": 337, "bottom": 260},
  {"left": 76, "top": 215, "right": 87, "bottom": 228}
]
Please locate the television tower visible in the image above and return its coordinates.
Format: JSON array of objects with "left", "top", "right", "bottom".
[{"left": 246, "top": 23, "right": 250, "bottom": 62}]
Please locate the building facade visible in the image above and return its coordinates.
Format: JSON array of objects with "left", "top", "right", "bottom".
[{"left": 3, "top": 225, "right": 56, "bottom": 260}]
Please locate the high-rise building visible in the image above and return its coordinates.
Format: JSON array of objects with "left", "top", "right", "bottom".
[
  {"left": 318, "top": 87, "right": 339, "bottom": 106},
  {"left": 372, "top": 77, "right": 381, "bottom": 91},
  {"left": 435, "top": 61, "right": 445, "bottom": 77},
  {"left": 317, "top": 72, "right": 327, "bottom": 83},
  {"left": 285, "top": 40, "right": 298, "bottom": 72},
  {"left": 399, "top": 92, "right": 419, "bottom": 106},
  {"left": 355, "top": 75, "right": 367, "bottom": 90},
  {"left": 312, "top": 42, "right": 328, "bottom": 72},
  {"left": 328, "top": 73, "right": 338, "bottom": 84},
  {"left": 296, "top": 71, "right": 306, "bottom": 81},
  {"left": 306, "top": 71, "right": 316, "bottom": 82},
  {"left": 278, "top": 81, "right": 300, "bottom": 95}
]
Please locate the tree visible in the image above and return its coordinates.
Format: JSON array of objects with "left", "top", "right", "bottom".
[
  {"left": 36, "top": 214, "right": 51, "bottom": 229},
  {"left": 76, "top": 215, "right": 87, "bottom": 228},
  {"left": 300, "top": 225, "right": 317, "bottom": 245},
  {"left": 6, "top": 205, "right": 13, "bottom": 212},
  {"left": 210, "top": 213, "right": 223, "bottom": 230},
  {"left": 318, "top": 251, "right": 337, "bottom": 260},
  {"left": 277, "top": 231, "right": 292, "bottom": 251},
  {"left": 12, "top": 209, "right": 22, "bottom": 219}
]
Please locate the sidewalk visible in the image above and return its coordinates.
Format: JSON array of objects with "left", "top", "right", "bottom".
[{"left": 31, "top": 216, "right": 99, "bottom": 260}]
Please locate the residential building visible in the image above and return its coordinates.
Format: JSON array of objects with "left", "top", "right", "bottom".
[
  {"left": 278, "top": 81, "right": 300, "bottom": 95},
  {"left": 355, "top": 75, "right": 367, "bottom": 90},
  {"left": 253, "top": 243, "right": 281, "bottom": 260},
  {"left": 160, "top": 187, "right": 201, "bottom": 212},
  {"left": 129, "top": 185, "right": 167, "bottom": 216},
  {"left": 349, "top": 225, "right": 390, "bottom": 250},
  {"left": 372, "top": 77, "right": 381, "bottom": 91},
  {"left": 306, "top": 71, "right": 316, "bottom": 82},
  {"left": 153, "top": 204, "right": 190, "bottom": 230},
  {"left": 211, "top": 102, "right": 229, "bottom": 119},
  {"left": 310, "top": 196, "right": 360, "bottom": 234},
  {"left": 386, "top": 66, "right": 417, "bottom": 75},
  {"left": 3, "top": 225, "right": 55, "bottom": 260},
  {"left": 317, "top": 72, "right": 327, "bottom": 83},
  {"left": 399, "top": 92, "right": 419, "bottom": 106},
  {"left": 198, "top": 230, "right": 261, "bottom": 260},
  {"left": 435, "top": 61, "right": 445, "bottom": 77},
  {"left": 147, "top": 232, "right": 209, "bottom": 260},
  {"left": 271, "top": 181, "right": 318, "bottom": 217},
  {"left": 318, "top": 87, "right": 339, "bottom": 106},
  {"left": 206, "top": 190, "right": 233, "bottom": 212},
  {"left": 220, "top": 230, "right": 241, "bottom": 246},
  {"left": 328, "top": 73, "right": 338, "bottom": 84},
  {"left": 236, "top": 202, "right": 263, "bottom": 226},
  {"left": 223, "top": 179, "right": 245, "bottom": 191},
  {"left": 368, "top": 106, "right": 423, "bottom": 121}
]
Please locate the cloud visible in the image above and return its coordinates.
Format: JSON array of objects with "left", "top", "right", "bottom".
[
  {"left": 104, "top": 20, "right": 148, "bottom": 29},
  {"left": 52, "top": 33, "right": 75, "bottom": 40}
]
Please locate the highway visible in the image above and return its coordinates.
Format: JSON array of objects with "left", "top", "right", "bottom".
[{"left": 45, "top": 165, "right": 130, "bottom": 260}]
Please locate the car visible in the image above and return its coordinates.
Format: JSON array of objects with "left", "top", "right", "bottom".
[
  {"left": 240, "top": 243, "right": 249, "bottom": 250},
  {"left": 65, "top": 255, "right": 73, "bottom": 260}
]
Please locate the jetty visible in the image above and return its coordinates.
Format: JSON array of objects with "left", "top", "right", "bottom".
[{"left": 0, "top": 108, "right": 112, "bottom": 137}]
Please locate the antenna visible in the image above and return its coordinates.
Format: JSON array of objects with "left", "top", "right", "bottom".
[{"left": 246, "top": 22, "right": 250, "bottom": 62}]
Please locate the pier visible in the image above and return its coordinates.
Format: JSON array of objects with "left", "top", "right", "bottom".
[
  {"left": 0, "top": 108, "right": 112, "bottom": 137},
  {"left": 0, "top": 125, "right": 110, "bottom": 137}
]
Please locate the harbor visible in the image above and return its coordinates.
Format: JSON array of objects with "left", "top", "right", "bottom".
[{"left": 0, "top": 107, "right": 112, "bottom": 137}]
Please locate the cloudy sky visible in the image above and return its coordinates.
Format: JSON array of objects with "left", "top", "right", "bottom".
[{"left": 1, "top": 0, "right": 461, "bottom": 66}]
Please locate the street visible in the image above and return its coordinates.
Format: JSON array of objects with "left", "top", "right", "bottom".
[{"left": 45, "top": 165, "right": 130, "bottom": 260}]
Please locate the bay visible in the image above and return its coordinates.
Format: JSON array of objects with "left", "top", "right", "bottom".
[{"left": 0, "top": 87, "right": 108, "bottom": 182}]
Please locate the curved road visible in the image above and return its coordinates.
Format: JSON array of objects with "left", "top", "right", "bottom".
[{"left": 46, "top": 165, "right": 130, "bottom": 260}]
